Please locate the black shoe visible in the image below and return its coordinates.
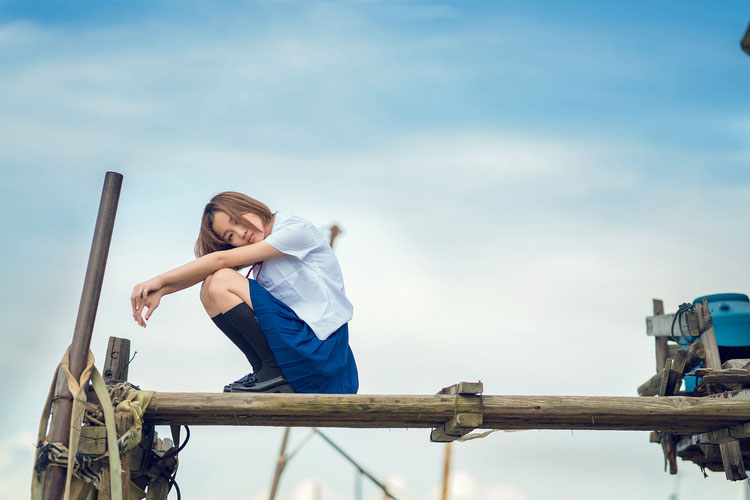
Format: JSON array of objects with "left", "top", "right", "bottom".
[
  {"left": 223, "top": 372, "right": 257, "bottom": 393},
  {"left": 226, "top": 375, "right": 294, "bottom": 393}
]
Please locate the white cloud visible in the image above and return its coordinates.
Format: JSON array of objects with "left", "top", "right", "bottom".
[
  {"left": 428, "top": 470, "right": 528, "bottom": 500},
  {"left": 0, "top": 430, "right": 37, "bottom": 500}
]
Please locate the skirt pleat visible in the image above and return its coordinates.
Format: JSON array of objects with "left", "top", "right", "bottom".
[{"left": 248, "top": 279, "right": 359, "bottom": 394}]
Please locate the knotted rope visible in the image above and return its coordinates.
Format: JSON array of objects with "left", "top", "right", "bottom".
[{"left": 31, "top": 348, "right": 153, "bottom": 500}]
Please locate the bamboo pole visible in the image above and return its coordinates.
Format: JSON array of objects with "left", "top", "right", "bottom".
[
  {"left": 440, "top": 443, "right": 452, "bottom": 500},
  {"left": 268, "top": 428, "right": 291, "bottom": 500},
  {"left": 43, "top": 172, "right": 123, "bottom": 500},
  {"left": 144, "top": 393, "right": 750, "bottom": 432}
]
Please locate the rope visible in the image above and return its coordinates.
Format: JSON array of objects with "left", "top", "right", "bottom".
[
  {"left": 34, "top": 441, "right": 102, "bottom": 486},
  {"left": 32, "top": 349, "right": 154, "bottom": 500},
  {"left": 32, "top": 348, "right": 122, "bottom": 500},
  {"left": 671, "top": 302, "right": 700, "bottom": 346},
  {"left": 455, "top": 429, "right": 499, "bottom": 441}
]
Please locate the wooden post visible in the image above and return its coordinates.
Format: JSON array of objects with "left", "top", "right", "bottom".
[
  {"left": 103, "top": 337, "right": 131, "bottom": 383},
  {"left": 99, "top": 336, "right": 134, "bottom": 500},
  {"left": 268, "top": 428, "right": 291, "bottom": 500},
  {"left": 697, "top": 299, "right": 748, "bottom": 481},
  {"left": 653, "top": 299, "right": 668, "bottom": 372},
  {"left": 440, "top": 443, "right": 452, "bottom": 500},
  {"left": 43, "top": 172, "right": 123, "bottom": 500},
  {"left": 98, "top": 413, "right": 134, "bottom": 500}
]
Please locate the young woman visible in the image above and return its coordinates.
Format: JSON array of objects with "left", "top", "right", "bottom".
[{"left": 130, "top": 192, "right": 358, "bottom": 394}]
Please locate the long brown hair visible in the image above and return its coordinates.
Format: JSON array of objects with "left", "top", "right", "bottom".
[{"left": 195, "top": 192, "right": 274, "bottom": 258}]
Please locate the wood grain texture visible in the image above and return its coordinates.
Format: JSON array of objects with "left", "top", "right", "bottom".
[
  {"left": 143, "top": 393, "right": 750, "bottom": 432},
  {"left": 103, "top": 337, "right": 130, "bottom": 383},
  {"left": 696, "top": 299, "right": 748, "bottom": 480},
  {"left": 647, "top": 312, "right": 699, "bottom": 337}
]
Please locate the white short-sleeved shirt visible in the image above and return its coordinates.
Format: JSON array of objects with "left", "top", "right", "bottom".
[{"left": 253, "top": 213, "right": 353, "bottom": 340}]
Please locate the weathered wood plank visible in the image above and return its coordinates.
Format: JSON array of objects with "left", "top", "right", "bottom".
[
  {"left": 98, "top": 412, "right": 134, "bottom": 500},
  {"left": 730, "top": 422, "right": 750, "bottom": 439},
  {"left": 697, "top": 300, "right": 722, "bottom": 371},
  {"left": 638, "top": 342, "right": 705, "bottom": 396},
  {"left": 143, "top": 393, "right": 750, "bottom": 432},
  {"left": 647, "top": 311, "right": 699, "bottom": 337},
  {"left": 659, "top": 358, "right": 673, "bottom": 397},
  {"left": 722, "top": 359, "right": 750, "bottom": 370},
  {"left": 653, "top": 299, "right": 668, "bottom": 371},
  {"left": 145, "top": 477, "right": 171, "bottom": 500},
  {"left": 431, "top": 413, "right": 484, "bottom": 442},
  {"left": 696, "top": 299, "right": 747, "bottom": 481},
  {"left": 437, "top": 382, "right": 483, "bottom": 396},
  {"left": 692, "top": 369, "right": 750, "bottom": 385},
  {"left": 720, "top": 442, "right": 747, "bottom": 480},
  {"left": 103, "top": 336, "right": 131, "bottom": 383}
]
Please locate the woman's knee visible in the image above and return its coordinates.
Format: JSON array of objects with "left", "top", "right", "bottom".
[{"left": 202, "top": 268, "right": 242, "bottom": 301}]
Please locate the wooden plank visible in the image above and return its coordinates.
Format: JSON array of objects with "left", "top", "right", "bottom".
[
  {"left": 145, "top": 478, "right": 171, "bottom": 500},
  {"left": 653, "top": 299, "right": 669, "bottom": 372},
  {"left": 661, "top": 433, "right": 678, "bottom": 474},
  {"left": 697, "top": 300, "right": 722, "bottom": 370},
  {"left": 431, "top": 413, "right": 482, "bottom": 443},
  {"left": 647, "top": 311, "right": 699, "bottom": 337},
  {"left": 638, "top": 342, "right": 705, "bottom": 397},
  {"left": 78, "top": 425, "right": 107, "bottom": 455},
  {"left": 696, "top": 299, "right": 747, "bottom": 481},
  {"left": 103, "top": 336, "right": 131, "bottom": 383},
  {"left": 437, "top": 382, "right": 483, "bottom": 396},
  {"left": 722, "top": 359, "right": 750, "bottom": 369},
  {"left": 659, "top": 359, "right": 673, "bottom": 397},
  {"left": 98, "top": 412, "right": 134, "bottom": 500},
  {"left": 143, "top": 393, "right": 750, "bottom": 432},
  {"left": 707, "top": 389, "right": 750, "bottom": 401},
  {"left": 731, "top": 422, "right": 750, "bottom": 439},
  {"left": 692, "top": 369, "right": 750, "bottom": 385},
  {"left": 666, "top": 344, "right": 679, "bottom": 360},
  {"left": 720, "top": 442, "right": 747, "bottom": 480}
]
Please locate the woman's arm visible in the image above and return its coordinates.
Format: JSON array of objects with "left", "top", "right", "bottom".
[{"left": 131, "top": 241, "right": 283, "bottom": 326}]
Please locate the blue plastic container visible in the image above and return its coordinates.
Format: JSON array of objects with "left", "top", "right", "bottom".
[
  {"left": 682, "top": 293, "right": 750, "bottom": 392},
  {"left": 692, "top": 293, "right": 750, "bottom": 346}
]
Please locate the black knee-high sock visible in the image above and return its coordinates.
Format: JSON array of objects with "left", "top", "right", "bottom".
[
  {"left": 211, "top": 312, "right": 262, "bottom": 372},
  {"left": 223, "top": 302, "right": 283, "bottom": 380}
]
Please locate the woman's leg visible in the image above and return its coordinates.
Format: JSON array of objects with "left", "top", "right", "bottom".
[
  {"left": 200, "top": 269, "right": 285, "bottom": 389},
  {"left": 200, "top": 268, "right": 253, "bottom": 316},
  {"left": 201, "top": 269, "right": 262, "bottom": 370}
]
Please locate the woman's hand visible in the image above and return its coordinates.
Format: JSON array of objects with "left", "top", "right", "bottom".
[{"left": 131, "top": 277, "right": 164, "bottom": 328}]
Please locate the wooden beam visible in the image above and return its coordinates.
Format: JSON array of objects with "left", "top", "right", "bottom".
[
  {"left": 142, "top": 393, "right": 750, "bottom": 432},
  {"left": 431, "top": 382, "right": 483, "bottom": 442},
  {"left": 696, "top": 299, "right": 747, "bottom": 481},
  {"left": 692, "top": 369, "right": 750, "bottom": 386},
  {"left": 647, "top": 311, "right": 699, "bottom": 337}
]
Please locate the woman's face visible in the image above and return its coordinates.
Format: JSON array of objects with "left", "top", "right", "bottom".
[{"left": 211, "top": 211, "right": 267, "bottom": 248}]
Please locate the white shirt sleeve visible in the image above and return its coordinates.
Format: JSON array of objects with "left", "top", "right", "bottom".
[{"left": 264, "top": 222, "right": 320, "bottom": 260}]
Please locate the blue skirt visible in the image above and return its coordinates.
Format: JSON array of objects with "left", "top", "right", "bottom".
[{"left": 248, "top": 279, "right": 359, "bottom": 394}]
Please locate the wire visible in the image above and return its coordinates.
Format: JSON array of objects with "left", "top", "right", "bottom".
[
  {"left": 671, "top": 303, "right": 699, "bottom": 346},
  {"left": 150, "top": 425, "right": 190, "bottom": 500}
]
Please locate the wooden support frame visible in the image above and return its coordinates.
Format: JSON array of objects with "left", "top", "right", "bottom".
[
  {"left": 431, "top": 382, "right": 483, "bottom": 443},
  {"left": 646, "top": 311, "right": 699, "bottom": 338},
  {"left": 696, "top": 300, "right": 748, "bottom": 481}
]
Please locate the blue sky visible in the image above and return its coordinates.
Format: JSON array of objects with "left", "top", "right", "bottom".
[{"left": 1, "top": 1, "right": 749, "bottom": 499}]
